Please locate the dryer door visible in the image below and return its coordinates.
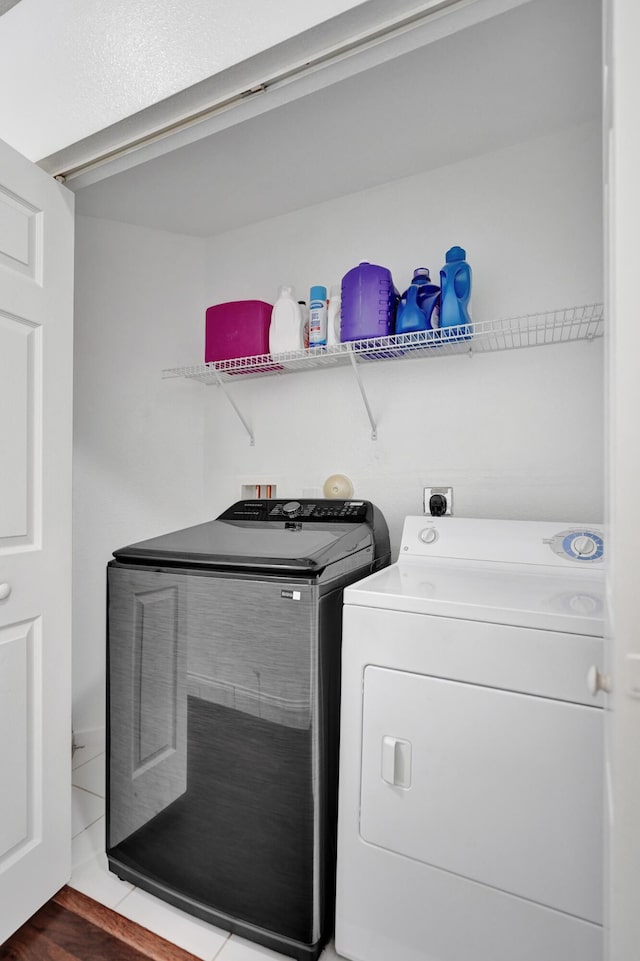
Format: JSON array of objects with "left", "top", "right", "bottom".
[{"left": 360, "top": 665, "right": 603, "bottom": 924}]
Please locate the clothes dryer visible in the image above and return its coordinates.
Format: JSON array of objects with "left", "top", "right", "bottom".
[{"left": 335, "top": 516, "right": 605, "bottom": 961}]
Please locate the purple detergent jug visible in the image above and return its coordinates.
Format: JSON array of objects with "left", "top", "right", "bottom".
[{"left": 340, "top": 262, "right": 398, "bottom": 342}]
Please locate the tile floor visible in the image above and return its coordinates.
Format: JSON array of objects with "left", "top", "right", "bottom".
[{"left": 71, "top": 732, "right": 343, "bottom": 961}]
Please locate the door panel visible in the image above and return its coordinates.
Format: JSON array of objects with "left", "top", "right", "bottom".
[
  {"left": 108, "top": 569, "right": 188, "bottom": 848},
  {"left": 0, "top": 312, "right": 38, "bottom": 541},
  {"left": 134, "top": 587, "right": 180, "bottom": 768},
  {"left": 0, "top": 619, "right": 39, "bottom": 861},
  {"left": 360, "top": 666, "right": 604, "bottom": 924},
  {"left": 0, "top": 136, "right": 73, "bottom": 943},
  {"left": 0, "top": 184, "right": 41, "bottom": 281}
]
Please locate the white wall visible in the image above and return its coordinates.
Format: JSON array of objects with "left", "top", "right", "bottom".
[
  {"left": 72, "top": 215, "right": 207, "bottom": 732},
  {"left": 201, "top": 121, "right": 604, "bottom": 549},
  {"left": 72, "top": 120, "right": 604, "bottom": 733}
]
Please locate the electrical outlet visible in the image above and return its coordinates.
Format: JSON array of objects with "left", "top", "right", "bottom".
[{"left": 423, "top": 486, "right": 453, "bottom": 516}]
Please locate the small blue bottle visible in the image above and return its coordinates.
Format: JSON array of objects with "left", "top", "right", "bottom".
[
  {"left": 439, "top": 246, "right": 472, "bottom": 341},
  {"left": 309, "top": 285, "right": 328, "bottom": 346},
  {"left": 395, "top": 268, "right": 441, "bottom": 336}
]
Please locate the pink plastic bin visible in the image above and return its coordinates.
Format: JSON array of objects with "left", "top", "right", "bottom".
[{"left": 205, "top": 300, "right": 273, "bottom": 364}]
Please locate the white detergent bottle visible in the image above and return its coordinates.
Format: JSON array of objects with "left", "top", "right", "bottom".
[
  {"left": 299, "top": 301, "right": 309, "bottom": 348},
  {"left": 327, "top": 284, "right": 341, "bottom": 347},
  {"left": 269, "top": 285, "right": 303, "bottom": 353}
]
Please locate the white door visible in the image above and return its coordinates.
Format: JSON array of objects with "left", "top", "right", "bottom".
[
  {"left": 605, "top": 2, "right": 640, "bottom": 959},
  {"left": 0, "top": 136, "right": 74, "bottom": 942}
]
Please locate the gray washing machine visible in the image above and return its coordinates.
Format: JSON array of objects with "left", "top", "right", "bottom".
[{"left": 106, "top": 498, "right": 390, "bottom": 961}]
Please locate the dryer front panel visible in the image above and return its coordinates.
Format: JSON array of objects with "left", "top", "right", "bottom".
[{"left": 359, "top": 665, "right": 603, "bottom": 924}]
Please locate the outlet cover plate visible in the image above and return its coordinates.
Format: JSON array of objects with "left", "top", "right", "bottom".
[{"left": 423, "top": 486, "right": 453, "bottom": 516}]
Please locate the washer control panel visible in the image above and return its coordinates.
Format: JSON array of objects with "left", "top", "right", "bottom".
[
  {"left": 547, "top": 528, "right": 604, "bottom": 563},
  {"left": 219, "top": 499, "right": 371, "bottom": 523}
]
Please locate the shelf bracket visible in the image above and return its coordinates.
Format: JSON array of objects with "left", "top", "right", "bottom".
[
  {"left": 212, "top": 368, "right": 255, "bottom": 446},
  {"left": 347, "top": 349, "right": 377, "bottom": 440}
]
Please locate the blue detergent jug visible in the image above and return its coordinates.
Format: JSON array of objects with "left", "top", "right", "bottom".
[
  {"left": 439, "top": 247, "right": 472, "bottom": 341},
  {"left": 395, "top": 267, "right": 440, "bottom": 336}
]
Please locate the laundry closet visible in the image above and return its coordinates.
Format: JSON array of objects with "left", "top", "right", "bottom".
[
  {"left": 0, "top": 0, "right": 620, "bottom": 953},
  {"left": 70, "top": 0, "right": 605, "bottom": 741}
]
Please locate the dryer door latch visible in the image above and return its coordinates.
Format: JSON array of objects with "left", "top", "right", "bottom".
[
  {"left": 381, "top": 736, "right": 412, "bottom": 789},
  {"left": 587, "top": 665, "right": 612, "bottom": 696}
]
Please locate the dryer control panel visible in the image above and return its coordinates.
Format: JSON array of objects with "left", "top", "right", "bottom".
[
  {"left": 400, "top": 517, "right": 605, "bottom": 568},
  {"left": 547, "top": 528, "right": 604, "bottom": 563}
]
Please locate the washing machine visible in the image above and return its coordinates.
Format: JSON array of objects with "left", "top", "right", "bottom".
[
  {"left": 106, "top": 498, "right": 390, "bottom": 961},
  {"left": 335, "top": 516, "right": 605, "bottom": 961}
]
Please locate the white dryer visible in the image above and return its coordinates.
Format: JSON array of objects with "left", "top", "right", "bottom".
[{"left": 335, "top": 517, "right": 605, "bottom": 961}]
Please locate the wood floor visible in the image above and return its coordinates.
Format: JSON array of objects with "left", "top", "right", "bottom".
[{"left": 0, "top": 886, "right": 203, "bottom": 961}]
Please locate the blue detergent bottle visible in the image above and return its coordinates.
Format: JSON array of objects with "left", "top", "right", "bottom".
[
  {"left": 395, "top": 267, "right": 440, "bottom": 335},
  {"left": 414, "top": 267, "right": 441, "bottom": 331},
  {"left": 439, "top": 246, "right": 472, "bottom": 341},
  {"left": 395, "top": 284, "right": 424, "bottom": 334}
]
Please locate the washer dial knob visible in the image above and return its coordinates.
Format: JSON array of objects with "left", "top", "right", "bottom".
[
  {"left": 282, "top": 501, "right": 302, "bottom": 518},
  {"left": 419, "top": 527, "right": 438, "bottom": 545}
]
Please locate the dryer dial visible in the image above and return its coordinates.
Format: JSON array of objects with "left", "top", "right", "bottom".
[
  {"left": 282, "top": 500, "right": 303, "bottom": 518},
  {"left": 572, "top": 535, "right": 597, "bottom": 557}
]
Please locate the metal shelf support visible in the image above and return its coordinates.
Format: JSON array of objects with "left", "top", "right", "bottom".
[
  {"left": 212, "top": 367, "right": 255, "bottom": 446},
  {"left": 348, "top": 348, "right": 378, "bottom": 440}
]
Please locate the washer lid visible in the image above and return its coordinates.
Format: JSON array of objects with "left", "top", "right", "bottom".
[
  {"left": 344, "top": 556, "right": 605, "bottom": 635},
  {"left": 113, "top": 517, "right": 374, "bottom": 573}
]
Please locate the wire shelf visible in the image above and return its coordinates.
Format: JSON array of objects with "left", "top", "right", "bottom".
[{"left": 163, "top": 303, "right": 604, "bottom": 385}]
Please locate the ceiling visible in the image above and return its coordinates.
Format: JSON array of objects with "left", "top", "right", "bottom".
[{"left": 75, "top": 0, "right": 601, "bottom": 238}]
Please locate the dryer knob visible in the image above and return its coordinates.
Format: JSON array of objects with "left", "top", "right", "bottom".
[
  {"left": 573, "top": 535, "right": 597, "bottom": 557},
  {"left": 569, "top": 593, "right": 599, "bottom": 615},
  {"left": 282, "top": 500, "right": 302, "bottom": 518},
  {"left": 419, "top": 527, "right": 438, "bottom": 545}
]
